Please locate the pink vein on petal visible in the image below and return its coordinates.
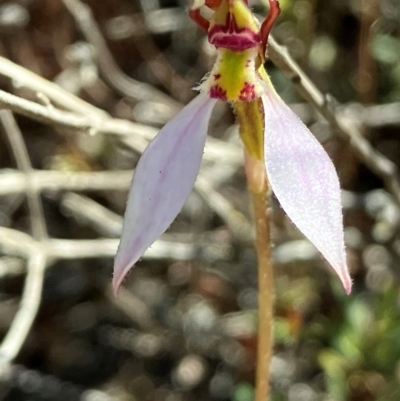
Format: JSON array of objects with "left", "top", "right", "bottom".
[
  {"left": 113, "top": 93, "right": 217, "bottom": 294},
  {"left": 262, "top": 91, "right": 352, "bottom": 294}
]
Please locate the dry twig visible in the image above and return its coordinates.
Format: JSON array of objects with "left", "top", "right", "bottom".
[
  {"left": 0, "top": 111, "right": 48, "bottom": 369},
  {"left": 0, "top": 251, "right": 47, "bottom": 368},
  {"left": 0, "top": 169, "right": 133, "bottom": 195},
  {"left": 0, "top": 56, "right": 106, "bottom": 118},
  {"left": 62, "top": 0, "right": 181, "bottom": 117},
  {"left": 0, "top": 111, "right": 47, "bottom": 239},
  {"left": 0, "top": 227, "right": 195, "bottom": 263}
]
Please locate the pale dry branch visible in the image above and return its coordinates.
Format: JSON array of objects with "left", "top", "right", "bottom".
[
  {"left": 0, "top": 227, "right": 196, "bottom": 262},
  {"left": 348, "top": 102, "right": 400, "bottom": 128},
  {"left": 0, "top": 228, "right": 39, "bottom": 258},
  {"left": 0, "top": 257, "right": 25, "bottom": 278},
  {"left": 62, "top": 0, "right": 181, "bottom": 118},
  {"left": 0, "top": 111, "right": 49, "bottom": 369},
  {"left": 61, "top": 192, "right": 123, "bottom": 237},
  {"left": 0, "top": 56, "right": 106, "bottom": 119},
  {"left": 0, "top": 87, "right": 151, "bottom": 155},
  {"left": 0, "top": 251, "right": 47, "bottom": 369},
  {"left": 0, "top": 110, "right": 47, "bottom": 240},
  {"left": 0, "top": 170, "right": 133, "bottom": 195},
  {"left": 47, "top": 237, "right": 199, "bottom": 261}
]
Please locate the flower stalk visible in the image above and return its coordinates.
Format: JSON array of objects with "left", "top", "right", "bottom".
[
  {"left": 236, "top": 99, "right": 273, "bottom": 401},
  {"left": 246, "top": 152, "right": 274, "bottom": 401},
  {"left": 251, "top": 176, "right": 273, "bottom": 401}
]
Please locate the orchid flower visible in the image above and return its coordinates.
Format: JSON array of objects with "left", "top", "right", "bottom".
[{"left": 113, "top": 0, "right": 352, "bottom": 295}]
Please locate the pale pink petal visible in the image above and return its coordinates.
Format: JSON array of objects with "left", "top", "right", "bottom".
[
  {"left": 113, "top": 93, "right": 217, "bottom": 293},
  {"left": 262, "top": 91, "right": 352, "bottom": 294}
]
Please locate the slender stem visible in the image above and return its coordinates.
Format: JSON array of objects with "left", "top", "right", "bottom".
[
  {"left": 243, "top": 150, "right": 274, "bottom": 401},
  {"left": 234, "top": 99, "right": 274, "bottom": 399}
]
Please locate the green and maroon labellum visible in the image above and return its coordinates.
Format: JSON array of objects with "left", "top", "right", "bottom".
[
  {"left": 208, "top": 0, "right": 261, "bottom": 51},
  {"left": 190, "top": 0, "right": 281, "bottom": 59},
  {"left": 208, "top": 16, "right": 261, "bottom": 51}
]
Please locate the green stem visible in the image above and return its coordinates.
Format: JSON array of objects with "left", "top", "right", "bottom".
[{"left": 243, "top": 150, "right": 274, "bottom": 401}]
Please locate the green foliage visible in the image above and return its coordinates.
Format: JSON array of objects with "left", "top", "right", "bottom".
[
  {"left": 233, "top": 382, "right": 255, "bottom": 401},
  {"left": 318, "top": 287, "right": 400, "bottom": 400}
]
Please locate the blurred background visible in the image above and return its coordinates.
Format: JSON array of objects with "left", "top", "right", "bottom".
[{"left": 0, "top": 0, "right": 399, "bottom": 400}]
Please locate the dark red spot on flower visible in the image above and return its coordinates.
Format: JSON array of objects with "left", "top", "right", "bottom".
[
  {"left": 209, "top": 85, "right": 227, "bottom": 101},
  {"left": 214, "top": 73, "right": 221, "bottom": 80},
  {"left": 239, "top": 82, "right": 256, "bottom": 102}
]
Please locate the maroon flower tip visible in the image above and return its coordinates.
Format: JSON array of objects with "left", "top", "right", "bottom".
[{"left": 208, "top": 25, "right": 260, "bottom": 51}]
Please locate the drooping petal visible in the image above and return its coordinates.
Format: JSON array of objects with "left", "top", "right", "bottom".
[
  {"left": 262, "top": 90, "right": 352, "bottom": 294},
  {"left": 113, "top": 93, "right": 217, "bottom": 293}
]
